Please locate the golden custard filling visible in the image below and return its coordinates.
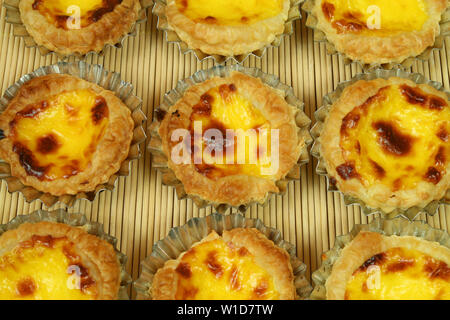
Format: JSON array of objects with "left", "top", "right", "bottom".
[
  {"left": 321, "top": 0, "right": 429, "bottom": 36},
  {"left": 32, "top": 0, "right": 122, "bottom": 29},
  {"left": 345, "top": 247, "right": 450, "bottom": 300},
  {"left": 338, "top": 84, "right": 449, "bottom": 191},
  {"left": 0, "top": 235, "right": 97, "bottom": 300},
  {"left": 190, "top": 84, "right": 275, "bottom": 180},
  {"left": 175, "top": 238, "right": 279, "bottom": 300},
  {"left": 10, "top": 89, "right": 109, "bottom": 181},
  {"left": 176, "top": 0, "right": 284, "bottom": 26}
]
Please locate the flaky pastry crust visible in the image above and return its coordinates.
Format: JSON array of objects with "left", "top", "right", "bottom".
[
  {"left": 325, "top": 231, "right": 450, "bottom": 299},
  {"left": 165, "top": 0, "right": 290, "bottom": 56},
  {"left": 19, "top": 0, "right": 141, "bottom": 56},
  {"left": 319, "top": 77, "right": 449, "bottom": 212},
  {"left": 158, "top": 71, "right": 305, "bottom": 207},
  {"left": 313, "top": 0, "right": 448, "bottom": 64},
  {"left": 151, "top": 228, "right": 296, "bottom": 300},
  {"left": 0, "top": 74, "right": 134, "bottom": 196},
  {"left": 0, "top": 221, "right": 121, "bottom": 300}
]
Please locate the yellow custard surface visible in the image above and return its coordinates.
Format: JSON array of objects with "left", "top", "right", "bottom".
[
  {"left": 345, "top": 247, "right": 450, "bottom": 300},
  {"left": 175, "top": 238, "right": 279, "bottom": 300},
  {"left": 0, "top": 235, "right": 97, "bottom": 300},
  {"left": 10, "top": 89, "right": 109, "bottom": 181},
  {"left": 189, "top": 84, "right": 275, "bottom": 180},
  {"left": 321, "top": 0, "right": 429, "bottom": 35},
  {"left": 32, "top": 0, "right": 122, "bottom": 29},
  {"left": 339, "top": 84, "right": 449, "bottom": 191},
  {"left": 175, "top": 0, "right": 284, "bottom": 26}
]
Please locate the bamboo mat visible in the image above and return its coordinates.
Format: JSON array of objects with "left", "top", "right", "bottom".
[{"left": 0, "top": 5, "right": 449, "bottom": 299}]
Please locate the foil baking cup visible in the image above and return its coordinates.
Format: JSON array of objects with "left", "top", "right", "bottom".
[
  {"left": 0, "top": 61, "right": 147, "bottom": 208},
  {"left": 148, "top": 64, "right": 313, "bottom": 213},
  {"left": 310, "top": 68, "right": 450, "bottom": 220},
  {"left": 302, "top": 0, "right": 450, "bottom": 71},
  {"left": 152, "top": 0, "right": 304, "bottom": 64},
  {"left": 309, "top": 217, "right": 450, "bottom": 300},
  {"left": 134, "top": 212, "right": 312, "bottom": 300},
  {"left": 3, "top": 0, "right": 152, "bottom": 60},
  {"left": 0, "top": 208, "right": 132, "bottom": 300}
]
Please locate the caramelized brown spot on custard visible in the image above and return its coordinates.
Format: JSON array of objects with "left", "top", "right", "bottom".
[
  {"left": 332, "top": 19, "right": 365, "bottom": 33},
  {"left": 238, "top": 247, "right": 249, "bottom": 257},
  {"left": 254, "top": 280, "right": 268, "bottom": 297},
  {"left": 355, "top": 253, "right": 386, "bottom": 273},
  {"left": 372, "top": 121, "right": 413, "bottom": 156},
  {"left": 218, "top": 84, "right": 237, "bottom": 102},
  {"left": 205, "top": 251, "right": 223, "bottom": 278},
  {"left": 13, "top": 143, "right": 49, "bottom": 180},
  {"left": 37, "top": 134, "right": 60, "bottom": 154},
  {"left": 370, "top": 159, "right": 386, "bottom": 178},
  {"left": 424, "top": 258, "right": 450, "bottom": 280},
  {"left": 437, "top": 126, "right": 449, "bottom": 142},
  {"left": 155, "top": 108, "right": 167, "bottom": 122},
  {"left": 400, "top": 85, "right": 447, "bottom": 110},
  {"left": 321, "top": 2, "right": 335, "bottom": 20},
  {"left": 16, "top": 278, "right": 36, "bottom": 296},
  {"left": 176, "top": 262, "right": 192, "bottom": 279},
  {"left": 203, "top": 16, "right": 217, "bottom": 24},
  {"left": 386, "top": 259, "right": 415, "bottom": 273},
  {"left": 229, "top": 265, "right": 241, "bottom": 290},
  {"left": 90, "top": 0, "right": 122, "bottom": 23},
  {"left": 192, "top": 93, "right": 214, "bottom": 116},
  {"left": 341, "top": 111, "right": 360, "bottom": 134},
  {"left": 435, "top": 147, "right": 446, "bottom": 166},
  {"left": 336, "top": 161, "right": 359, "bottom": 180},
  {"left": 91, "top": 97, "right": 109, "bottom": 125},
  {"left": 424, "top": 167, "right": 442, "bottom": 184}
]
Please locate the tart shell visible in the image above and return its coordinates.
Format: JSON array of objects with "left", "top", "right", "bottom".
[
  {"left": 0, "top": 209, "right": 131, "bottom": 300},
  {"left": 148, "top": 65, "right": 312, "bottom": 212},
  {"left": 302, "top": 0, "right": 450, "bottom": 70},
  {"left": 311, "top": 69, "right": 450, "bottom": 219},
  {"left": 4, "top": 0, "right": 152, "bottom": 59},
  {"left": 153, "top": 0, "right": 304, "bottom": 63},
  {"left": 0, "top": 61, "right": 147, "bottom": 208},
  {"left": 152, "top": 228, "right": 296, "bottom": 300},
  {"left": 310, "top": 217, "right": 450, "bottom": 300},
  {"left": 134, "top": 212, "right": 312, "bottom": 300}
]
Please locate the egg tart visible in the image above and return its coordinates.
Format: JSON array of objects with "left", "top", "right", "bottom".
[
  {"left": 0, "top": 220, "right": 122, "bottom": 300},
  {"left": 311, "top": 218, "right": 450, "bottom": 300},
  {"left": 17, "top": 0, "right": 142, "bottom": 56},
  {"left": 149, "top": 68, "right": 311, "bottom": 212},
  {"left": 0, "top": 73, "right": 134, "bottom": 199},
  {"left": 303, "top": 0, "right": 449, "bottom": 67},
  {"left": 154, "top": 0, "right": 302, "bottom": 62},
  {"left": 151, "top": 228, "right": 296, "bottom": 300},
  {"left": 313, "top": 75, "right": 449, "bottom": 216}
]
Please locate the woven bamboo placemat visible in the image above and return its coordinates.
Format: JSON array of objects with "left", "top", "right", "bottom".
[{"left": 0, "top": 5, "right": 449, "bottom": 298}]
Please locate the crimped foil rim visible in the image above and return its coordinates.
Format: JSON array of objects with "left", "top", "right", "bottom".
[
  {"left": 302, "top": 0, "right": 450, "bottom": 71},
  {"left": 0, "top": 208, "right": 132, "bottom": 300},
  {"left": 152, "top": 0, "right": 304, "bottom": 64},
  {"left": 3, "top": 0, "right": 152, "bottom": 60},
  {"left": 309, "top": 216, "right": 450, "bottom": 300},
  {"left": 310, "top": 68, "right": 450, "bottom": 220},
  {"left": 0, "top": 61, "right": 147, "bottom": 208},
  {"left": 134, "top": 212, "right": 313, "bottom": 300},
  {"left": 148, "top": 64, "right": 313, "bottom": 213}
]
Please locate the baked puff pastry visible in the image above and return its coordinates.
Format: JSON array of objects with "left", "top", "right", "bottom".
[
  {"left": 326, "top": 231, "right": 450, "bottom": 300},
  {"left": 310, "top": 0, "right": 448, "bottom": 65},
  {"left": 151, "top": 228, "right": 297, "bottom": 300},
  {"left": 0, "top": 221, "right": 122, "bottom": 300},
  {"left": 164, "top": 0, "right": 291, "bottom": 56},
  {"left": 318, "top": 77, "right": 449, "bottom": 213},
  {"left": 152, "top": 71, "right": 309, "bottom": 209},
  {"left": 0, "top": 74, "right": 134, "bottom": 196},
  {"left": 19, "top": 0, "right": 141, "bottom": 56}
]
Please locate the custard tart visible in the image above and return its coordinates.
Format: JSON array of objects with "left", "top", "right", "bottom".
[
  {"left": 312, "top": 219, "right": 450, "bottom": 300},
  {"left": 18, "top": 0, "right": 142, "bottom": 56},
  {"left": 149, "top": 69, "right": 311, "bottom": 211},
  {"left": 315, "top": 76, "right": 449, "bottom": 215},
  {"left": 160, "top": 0, "right": 292, "bottom": 58},
  {"left": 0, "top": 74, "right": 134, "bottom": 197},
  {"left": 304, "top": 0, "right": 449, "bottom": 66},
  {"left": 0, "top": 220, "right": 122, "bottom": 300},
  {"left": 151, "top": 228, "right": 297, "bottom": 300}
]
